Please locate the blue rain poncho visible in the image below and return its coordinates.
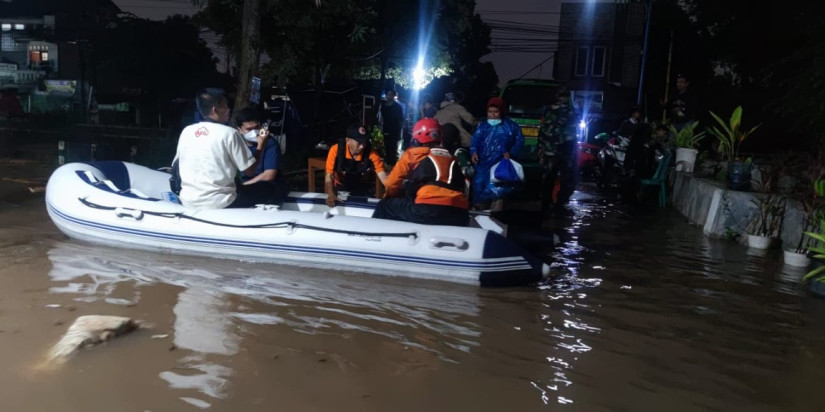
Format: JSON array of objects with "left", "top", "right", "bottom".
[{"left": 469, "top": 118, "right": 524, "bottom": 203}]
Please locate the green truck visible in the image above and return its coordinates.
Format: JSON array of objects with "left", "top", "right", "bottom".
[{"left": 499, "top": 79, "right": 561, "bottom": 200}]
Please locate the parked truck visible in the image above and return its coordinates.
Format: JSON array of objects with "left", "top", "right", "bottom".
[{"left": 498, "top": 79, "right": 562, "bottom": 200}]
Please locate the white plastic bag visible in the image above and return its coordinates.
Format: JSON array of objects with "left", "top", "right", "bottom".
[{"left": 490, "top": 158, "right": 525, "bottom": 183}]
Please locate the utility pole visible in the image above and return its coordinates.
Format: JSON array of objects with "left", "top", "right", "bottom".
[
  {"left": 661, "top": 31, "right": 674, "bottom": 123},
  {"left": 636, "top": 0, "right": 654, "bottom": 107}
]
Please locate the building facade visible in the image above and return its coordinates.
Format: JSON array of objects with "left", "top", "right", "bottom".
[
  {"left": 0, "top": 0, "right": 120, "bottom": 109},
  {"left": 555, "top": 1, "right": 646, "bottom": 130}
]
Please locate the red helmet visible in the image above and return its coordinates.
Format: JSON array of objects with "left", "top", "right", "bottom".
[{"left": 412, "top": 118, "right": 441, "bottom": 145}]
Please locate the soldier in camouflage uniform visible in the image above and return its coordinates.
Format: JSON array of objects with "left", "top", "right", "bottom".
[{"left": 538, "top": 86, "right": 578, "bottom": 213}]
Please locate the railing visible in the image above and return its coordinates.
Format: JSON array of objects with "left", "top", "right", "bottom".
[{"left": 14, "top": 69, "right": 43, "bottom": 83}]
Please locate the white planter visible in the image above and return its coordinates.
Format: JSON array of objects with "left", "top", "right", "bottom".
[
  {"left": 783, "top": 250, "right": 811, "bottom": 268},
  {"left": 675, "top": 148, "right": 698, "bottom": 173},
  {"left": 747, "top": 234, "right": 773, "bottom": 249}
]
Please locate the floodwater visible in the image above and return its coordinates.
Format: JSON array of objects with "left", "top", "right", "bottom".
[{"left": 2, "top": 187, "right": 825, "bottom": 411}]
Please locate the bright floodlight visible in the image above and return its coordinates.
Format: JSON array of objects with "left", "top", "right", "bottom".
[
  {"left": 579, "top": 119, "right": 587, "bottom": 130},
  {"left": 413, "top": 64, "right": 426, "bottom": 90}
]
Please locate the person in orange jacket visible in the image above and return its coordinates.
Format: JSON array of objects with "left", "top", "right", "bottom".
[
  {"left": 372, "top": 118, "right": 470, "bottom": 226},
  {"left": 324, "top": 123, "right": 388, "bottom": 207}
]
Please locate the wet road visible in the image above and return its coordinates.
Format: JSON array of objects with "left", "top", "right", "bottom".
[{"left": 1, "top": 189, "right": 825, "bottom": 411}]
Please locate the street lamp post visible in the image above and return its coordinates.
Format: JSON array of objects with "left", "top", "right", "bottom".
[{"left": 636, "top": 0, "right": 654, "bottom": 107}]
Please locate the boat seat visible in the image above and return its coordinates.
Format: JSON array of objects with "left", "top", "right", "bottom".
[
  {"left": 75, "top": 169, "right": 159, "bottom": 201},
  {"left": 87, "top": 161, "right": 131, "bottom": 193}
]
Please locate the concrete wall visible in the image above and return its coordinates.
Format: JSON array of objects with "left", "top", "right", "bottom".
[{"left": 671, "top": 172, "right": 808, "bottom": 251}]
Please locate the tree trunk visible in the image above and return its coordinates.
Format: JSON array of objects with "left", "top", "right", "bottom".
[
  {"left": 312, "top": 28, "right": 324, "bottom": 143},
  {"left": 231, "top": 0, "right": 262, "bottom": 124}
]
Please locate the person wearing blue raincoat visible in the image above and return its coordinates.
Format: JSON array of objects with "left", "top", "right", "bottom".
[{"left": 469, "top": 97, "right": 524, "bottom": 210}]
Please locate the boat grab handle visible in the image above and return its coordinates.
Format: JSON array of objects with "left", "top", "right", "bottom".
[
  {"left": 115, "top": 207, "right": 144, "bottom": 220},
  {"left": 429, "top": 236, "right": 468, "bottom": 251}
]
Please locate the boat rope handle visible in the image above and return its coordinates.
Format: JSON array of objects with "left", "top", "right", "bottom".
[{"left": 77, "top": 197, "right": 418, "bottom": 239}]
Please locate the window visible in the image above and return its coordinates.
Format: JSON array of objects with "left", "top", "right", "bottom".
[
  {"left": 574, "top": 47, "right": 589, "bottom": 77},
  {"left": 14, "top": 24, "right": 24, "bottom": 30},
  {"left": 42, "top": 52, "right": 48, "bottom": 61},
  {"left": 592, "top": 46, "right": 607, "bottom": 77},
  {"left": 571, "top": 90, "right": 605, "bottom": 113},
  {"left": 1, "top": 33, "right": 15, "bottom": 52},
  {"left": 1, "top": 24, "right": 10, "bottom": 32}
]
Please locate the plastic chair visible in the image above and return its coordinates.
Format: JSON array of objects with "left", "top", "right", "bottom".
[{"left": 639, "top": 151, "right": 672, "bottom": 208}]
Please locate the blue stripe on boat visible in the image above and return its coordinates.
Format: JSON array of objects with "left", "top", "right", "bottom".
[{"left": 48, "top": 203, "right": 532, "bottom": 272}]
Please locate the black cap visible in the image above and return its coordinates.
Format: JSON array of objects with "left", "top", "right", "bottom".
[{"left": 346, "top": 123, "right": 368, "bottom": 144}]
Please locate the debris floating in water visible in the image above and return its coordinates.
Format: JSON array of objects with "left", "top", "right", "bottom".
[{"left": 38, "top": 315, "right": 140, "bottom": 369}]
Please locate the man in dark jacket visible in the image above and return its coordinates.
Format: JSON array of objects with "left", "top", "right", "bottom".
[
  {"left": 665, "top": 74, "right": 698, "bottom": 131},
  {"left": 380, "top": 88, "right": 405, "bottom": 165},
  {"left": 616, "top": 106, "right": 642, "bottom": 139}
]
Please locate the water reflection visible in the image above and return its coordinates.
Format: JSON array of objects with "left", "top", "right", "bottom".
[
  {"left": 172, "top": 288, "right": 239, "bottom": 356},
  {"left": 158, "top": 360, "right": 233, "bottom": 400},
  {"left": 45, "top": 241, "right": 500, "bottom": 403},
  {"left": 38, "top": 190, "right": 825, "bottom": 411}
]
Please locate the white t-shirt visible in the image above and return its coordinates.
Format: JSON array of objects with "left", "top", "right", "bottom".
[{"left": 175, "top": 121, "right": 255, "bottom": 209}]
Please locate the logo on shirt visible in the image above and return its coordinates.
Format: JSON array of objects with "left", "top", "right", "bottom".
[{"left": 194, "top": 127, "right": 209, "bottom": 137}]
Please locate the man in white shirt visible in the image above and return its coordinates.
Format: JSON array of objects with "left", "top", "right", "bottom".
[{"left": 175, "top": 88, "right": 273, "bottom": 209}]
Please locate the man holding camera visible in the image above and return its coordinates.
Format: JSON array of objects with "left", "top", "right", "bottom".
[{"left": 174, "top": 88, "right": 276, "bottom": 209}]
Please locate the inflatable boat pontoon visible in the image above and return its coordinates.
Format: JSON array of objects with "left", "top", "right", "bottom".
[{"left": 45, "top": 161, "right": 550, "bottom": 286}]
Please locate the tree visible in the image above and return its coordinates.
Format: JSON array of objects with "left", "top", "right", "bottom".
[
  {"left": 680, "top": 0, "right": 825, "bottom": 144},
  {"left": 234, "top": 0, "right": 262, "bottom": 120},
  {"left": 762, "top": 8, "right": 825, "bottom": 138},
  {"left": 91, "top": 15, "right": 222, "bottom": 101},
  {"left": 195, "top": 0, "right": 492, "bottom": 89},
  {"left": 193, "top": 0, "right": 272, "bottom": 120}
]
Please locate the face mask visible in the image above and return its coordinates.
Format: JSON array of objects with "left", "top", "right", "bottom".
[
  {"left": 487, "top": 119, "right": 502, "bottom": 126},
  {"left": 243, "top": 129, "right": 259, "bottom": 142}
]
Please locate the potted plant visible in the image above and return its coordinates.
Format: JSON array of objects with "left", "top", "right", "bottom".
[
  {"left": 785, "top": 173, "right": 825, "bottom": 267},
  {"left": 369, "top": 126, "right": 385, "bottom": 158},
  {"left": 745, "top": 194, "right": 787, "bottom": 249},
  {"left": 668, "top": 121, "right": 706, "bottom": 173},
  {"left": 802, "top": 220, "right": 825, "bottom": 297},
  {"left": 708, "top": 106, "right": 761, "bottom": 191},
  {"left": 786, "top": 206, "right": 821, "bottom": 267}
]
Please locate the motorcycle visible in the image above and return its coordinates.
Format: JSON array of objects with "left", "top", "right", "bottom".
[
  {"left": 578, "top": 132, "right": 608, "bottom": 177},
  {"left": 595, "top": 133, "right": 630, "bottom": 188}
]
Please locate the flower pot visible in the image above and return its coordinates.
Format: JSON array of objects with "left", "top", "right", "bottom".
[
  {"left": 783, "top": 250, "right": 811, "bottom": 268},
  {"left": 727, "top": 162, "right": 752, "bottom": 191},
  {"left": 674, "top": 148, "right": 698, "bottom": 173},
  {"left": 747, "top": 234, "right": 773, "bottom": 249}
]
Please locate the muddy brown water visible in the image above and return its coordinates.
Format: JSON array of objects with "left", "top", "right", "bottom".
[{"left": 2, "top": 185, "right": 825, "bottom": 411}]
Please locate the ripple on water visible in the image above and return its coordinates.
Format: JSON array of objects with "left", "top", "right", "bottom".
[{"left": 31, "top": 191, "right": 825, "bottom": 410}]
